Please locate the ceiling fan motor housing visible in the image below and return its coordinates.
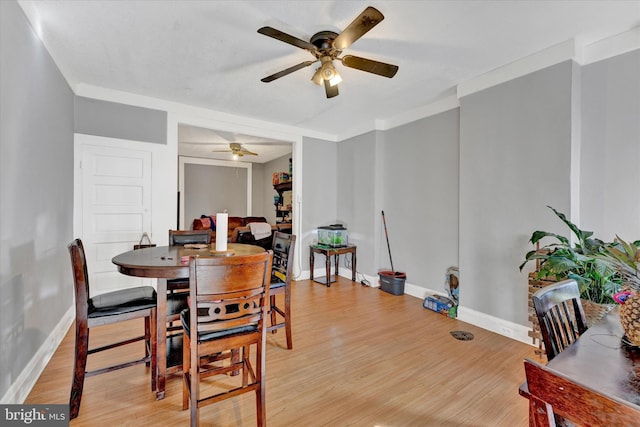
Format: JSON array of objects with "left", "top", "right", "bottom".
[{"left": 310, "top": 31, "right": 341, "bottom": 58}]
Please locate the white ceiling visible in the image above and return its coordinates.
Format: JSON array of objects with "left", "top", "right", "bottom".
[
  {"left": 17, "top": 0, "right": 640, "bottom": 160},
  {"left": 177, "top": 124, "right": 292, "bottom": 163}
]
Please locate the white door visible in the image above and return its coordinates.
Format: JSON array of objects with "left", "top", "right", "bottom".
[{"left": 78, "top": 138, "right": 153, "bottom": 295}]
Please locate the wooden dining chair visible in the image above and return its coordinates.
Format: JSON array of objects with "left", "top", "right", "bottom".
[
  {"left": 68, "top": 239, "right": 157, "bottom": 419},
  {"left": 532, "top": 279, "right": 588, "bottom": 361},
  {"left": 169, "top": 229, "right": 213, "bottom": 248},
  {"left": 524, "top": 358, "right": 640, "bottom": 426},
  {"left": 166, "top": 229, "right": 213, "bottom": 335},
  {"left": 268, "top": 231, "right": 296, "bottom": 349},
  {"left": 181, "top": 251, "right": 273, "bottom": 427}
]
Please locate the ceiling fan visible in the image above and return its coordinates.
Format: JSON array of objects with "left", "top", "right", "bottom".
[
  {"left": 258, "top": 6, "right": 398, "bottom": 98},
  {"left": 211, "top": 143, "right": 258, "bottom": 158}
]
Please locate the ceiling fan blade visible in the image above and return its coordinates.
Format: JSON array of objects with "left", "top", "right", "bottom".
[
  {"left": 240, "top": 149, "right": 258, "bottom": 156},
  {"left": 333, "top": 6, "right": 384, "bottom": 51},
  {"left": 341, "top": 55, "right": 398, "bottom": 78},
  {"left": 261, "top": 60, "right": 317, "bottom": 83},
  {"left": 324, "top": 80, "right": 339, "bottom": 98},
  {"left": 258, "top": 26, "right": 318, "bottom": 53}
]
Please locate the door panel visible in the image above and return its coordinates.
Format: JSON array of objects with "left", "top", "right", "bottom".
[{"left": 80, "top": 141, "right": 153, "bottom": 295}]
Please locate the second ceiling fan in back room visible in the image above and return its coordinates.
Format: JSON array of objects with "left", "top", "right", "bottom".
[{"left": 258, "top": 6, "right": 399, "bottom": 98}]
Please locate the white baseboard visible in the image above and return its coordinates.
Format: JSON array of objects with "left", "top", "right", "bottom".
[
  {"left": 456, "top": 306, "right": 534, "bottom": 345},
  {"left": 1, "top": 305, "right": 74, "bottom": 404}
]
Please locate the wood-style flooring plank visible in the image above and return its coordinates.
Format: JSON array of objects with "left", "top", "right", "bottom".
[{"left": 25, "top": 278, "right": 539, "bottom": 426}]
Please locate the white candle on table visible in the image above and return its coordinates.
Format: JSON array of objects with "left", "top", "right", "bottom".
[{"left": 215, "top": 213, "right": 228, "bottom": 252}]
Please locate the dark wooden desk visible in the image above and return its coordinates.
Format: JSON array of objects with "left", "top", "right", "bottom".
[
  {"left": 112, "top": 243, "right": 265, "bottom": 399},
  {"left": 521, "top": 309, "right": 640, "bottom": 424},
  {"left": 309, "top": 244, "right": 356, "bottom": 287}
]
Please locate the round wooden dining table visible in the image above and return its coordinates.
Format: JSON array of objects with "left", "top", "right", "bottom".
[{"left": 112, "top": 243, "right": 266, "bottom": 399}]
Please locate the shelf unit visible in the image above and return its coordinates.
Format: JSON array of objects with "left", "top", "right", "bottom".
[{"left": 274, "top": 181, "right": 292, "bottom": 223}]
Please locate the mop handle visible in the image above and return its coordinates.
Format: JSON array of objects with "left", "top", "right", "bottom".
[{"left": 381, "top": 210, "right": 394, "bottom": 272}]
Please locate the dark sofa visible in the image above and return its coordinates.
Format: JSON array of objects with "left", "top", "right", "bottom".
[{"left": 192, "top": 215, "right": 267, "bottom": 241}]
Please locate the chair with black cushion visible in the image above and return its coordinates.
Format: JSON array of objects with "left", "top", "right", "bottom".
[
  {"left": 533, "top": 279, "right": 588, "bottom": 361},
  {"left": 181, "top": 251, "right": 273, "bottom": 427},
  {"left": 166, "top": 229, "right": 213, "bottom": 336},
  {"left": 68, "top": 239, "right": 157, "bottom": 419},
  {"left": 268, "top": 231, "right": 296, "bottom": 349}
]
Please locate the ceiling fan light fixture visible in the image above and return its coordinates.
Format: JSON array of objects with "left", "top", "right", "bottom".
[
  {"left": 311, "top": 68, "right": 323, "bottom": 85},
  {"left": 328, "top": 70, "right": 342, "bottom": 87}
]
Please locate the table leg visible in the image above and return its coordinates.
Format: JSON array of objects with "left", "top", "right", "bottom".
[
  {"left": 156, "top": 278, "right": 167, "bottom": 400},
  {"left": 310, "top": 249, "right": 314, "bottom": 281},
  {"left": 352, "top": 249, "right": 357, "bottom": 281},
  {"left": 335, "top": 254, "right": 339, "bottom": 278},
  {"left": 325, "top": 253, "right": 331, "bottom": 287}
]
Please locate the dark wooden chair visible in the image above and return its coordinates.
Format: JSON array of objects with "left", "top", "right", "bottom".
[
  {"left": 268, "top": 231, "right": 296, "bottom": 349},
  {"left": 169, "top": 229, "right": 213, "bottom": 248},
  {"left": 181, "top": 251, "right": 273, "bottom": 427},
  {"left": 68, "top": 239, "right": 157, "bottom": 419},
  {"left": 532, "top": 279, "right": 588, "bottom": 361},
  {"left": 524, "top": 358, "right": 640, "bottom": 426},
  {"left": 166, "top": 229, "right": 213, "bottom": 335},
  {"left": 520, "top": 279, "right": 589, "bottom": 426}
]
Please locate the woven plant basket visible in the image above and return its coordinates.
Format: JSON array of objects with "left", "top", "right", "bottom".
[
  {"left": 619, "top": 293, "right": 640, "bottom": 346},
  {"left": 580, "top": 299, "right": 615, "bottom": 327}
]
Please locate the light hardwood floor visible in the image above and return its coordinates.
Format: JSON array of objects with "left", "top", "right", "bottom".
[{"left": 26, "top": 278, "right": 539, "bottom": 426}]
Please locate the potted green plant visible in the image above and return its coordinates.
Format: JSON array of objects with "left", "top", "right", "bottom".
[
  {"left": 519, "top": 206, "right": 621, "bottom": 306},
  {"left": 594, "top": 237, "right": 640, "bottom": 345}
]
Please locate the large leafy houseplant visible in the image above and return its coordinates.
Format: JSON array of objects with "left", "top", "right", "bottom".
[
  {"left": 595, "top": 237, "right": 640, "bottom": 292},
  {"left": 519, "top": 206, "right": 621, "bottom": 304},
  {"left": 595, "top": 236, "right": 640, "bottom": 345}
]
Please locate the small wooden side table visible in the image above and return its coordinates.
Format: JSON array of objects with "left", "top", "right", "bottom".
[{"left": 309, "top": 244, "right": 357, "bottom": 287}]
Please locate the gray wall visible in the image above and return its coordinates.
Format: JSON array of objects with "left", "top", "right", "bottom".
[
  {"left": 580, "top": 49, "right": 640, "bottom": 241},
  {"left": 1, "top": 0, "right": 75, "bottom": 401},
  {"left": 337, "top": 132, "right": 379, "bottom": 275},
  {"left": 184, "top": 163, "right": 248, "bottom": 224},
  {"left": 75, "top": 96, "right": 167, "bottom": 144},
  {"left": 380, "top": 111, "right": 460, "bottom": 289},
  {"left": 301, "top": 137, "right": 338, "bottom": 268},
  {"left": 459, "top": 61, "right": 573, "bottom": 325}
]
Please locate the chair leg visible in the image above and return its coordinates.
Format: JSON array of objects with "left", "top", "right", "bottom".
[
  {"left": 270, "top": 295, "right": 277, "bottom": 334},
  {"left": 182, "top": 332, "right": 190, "bottom": 411},
  {"left": 144, "top": 316, "right": 151, "bottom": 367},
  {"left": 256, "top": 338, "right": 266, "bottom": 427},
  {"left": 70, "top": 321, "right": 89, "bottom": 420},
  {"left": 284, "top": 291, "right": 293, "bottom": 350},
  {"left": 231, "top": 348, "right": 240, "bottom": 376},
  {"left": 190, "top": 344, "right": 198, "bottom": 427},
  {"left": 149, "top": 309, "right": 157, "bottom": 392}
]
